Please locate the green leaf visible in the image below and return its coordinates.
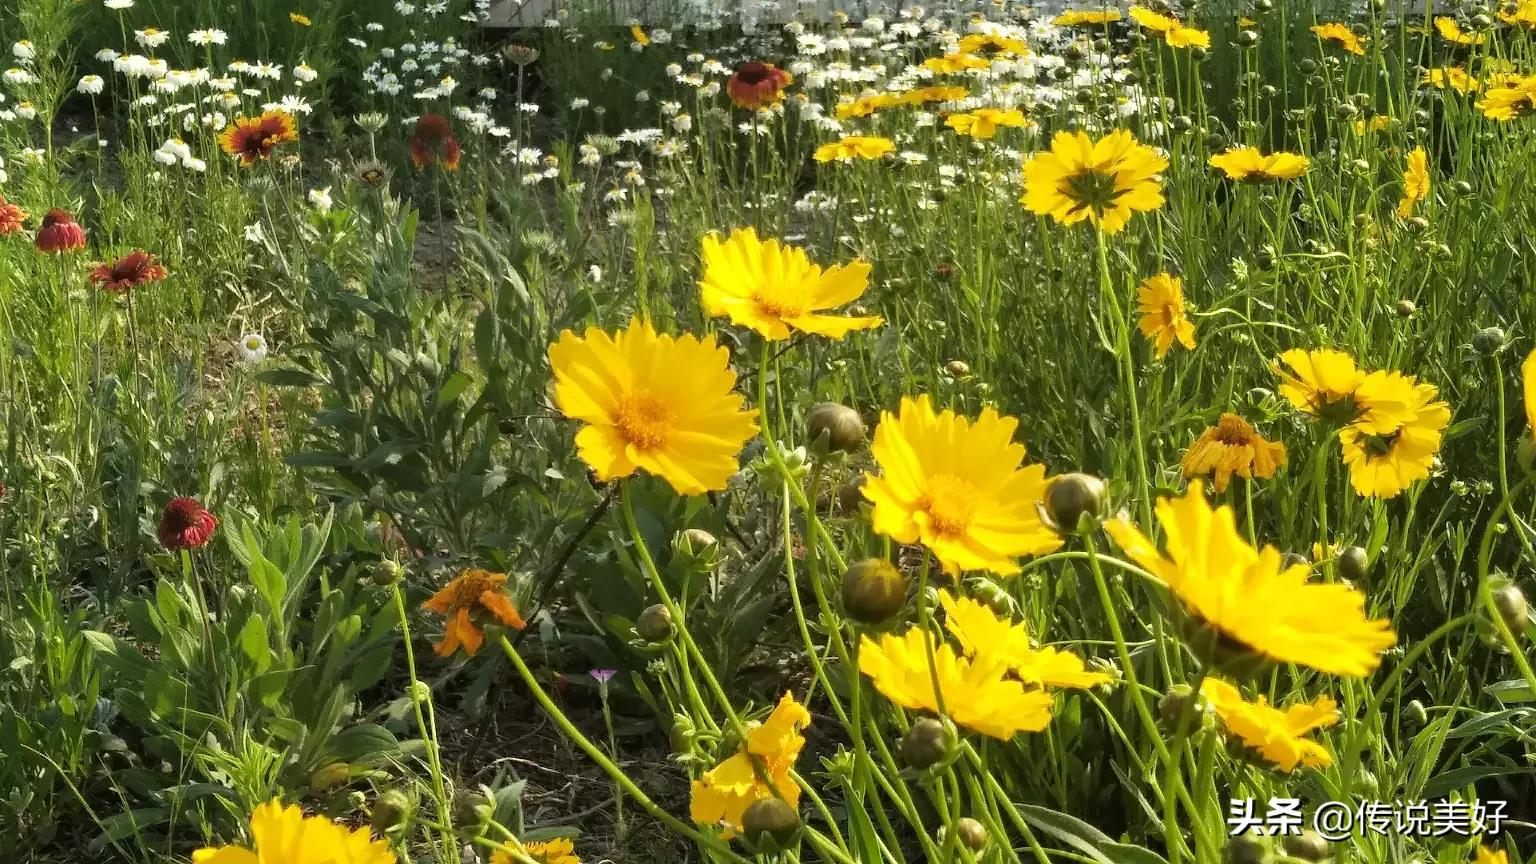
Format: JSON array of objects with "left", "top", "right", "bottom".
[
  {"left": 285, "top": 451, "right": 353, "bottom": 468},
  {"left": 1014, "top": 803, "right": 1151, "bottom": 864},
  {"left": 1484, "top": 679, "right": 1536, "bottom": 702},
  {"left": 257, "top": 367, "right": 325, "bottom": 388},
  {"left": 238, "top": 613, "right": 271, "bottom": 674},
  {"left": 323, "top": 723, "right": 402, "bottom": 766},
  {"left": 1422, "top": 766, "right": 1536, "bottom": 799},
  {"left": 434, "top": 371, "right": 474, "bottom": 411}
]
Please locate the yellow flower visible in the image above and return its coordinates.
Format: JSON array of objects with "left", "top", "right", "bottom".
[
  {"left": 1477, "top": 76, "right": 1536, "bottom": 120},
  {"left": 1201, "top": 679, "right": 1339, "bottom": 772},
  {"left": 858, "top": 628, "right": 1055, "bottom": 739},
  {"left": 1522, "top": 348, "right": 1536, "bottom": 434},
  {"left": 548, "top": 319, "right": 758, "bottom": 495},
  {"left": 1238, "top": 16, "right": 1257, "bottom": 26},
  {"left": 421, "top": 569, "right": 527, "bottom": 657},
  {"left": 1128, "top": 6, "right": 1210, "bottom": 47},
  {"left": 289, "top": 12, "right": 312, "bottom": 25},
  {"left": 1499, "top": 0, "right": 1536, "bottom": 27},
  {"left": 193, "top": 799, "right": 396, "bottom": 864},
  {"left": 1054, "top": 9, "right": 1122, "bottom": 26},
  {"left": 1476, "top": 847, "right": 1510, "bottom": 864},
  {"left": 1397, "top": 146, "right": 1430, "bottom": 218},
  {"left": 1434, "top": 16, "right": 1484, "bottom": 45},
  {"left": 1271, "top": 349, "right": 1417, "bottom": 432},
  {"left": 1134, "top": 273, "right": 1196, "bottom": 358},
  {"left": 862, "top": 396, "right": 1061, "bottom": 576},
  {"left": 1180, "top": 413, "right": 1287, "bottom": 492},
  {"left": 630, "top": 25, "right": 650, "bottom": 46},
  {"left": 923, "top": 52, "right": 991, "bottom": 74},
  {"left": 938, "top": 591, "right": 1114, "bottom": 689},
  {"left": 957, "top": 32, "right": 1028, "bottom": 57},
  {"left": 1208, "top": 147, "right": 1310, "bottom": 181},
  {"left": 698, "top": 228, "right": 881, "bottom": 341},
  {"left": 1423, "top": 67, "right": 1480, "bottom": 93},
  {"left": 1021, "top": 129, "right": 1167, "bottom": 234},
  {"left": 945, "top": 107, "right": 1030, "bottom": 139},
  {"left": 1339, "top": 379, "right": 1451, "bottom": 499},
  {"left": 493, "top": 839, "right": 580, "bottom": 864},
  {"left": 1351, "top": 115, "right": 1391, "bottom": 134},
  {"left": 1103, "top": 482, "right": 1397, "bottom": 677},
  {"left": 835, "top": 93, "right": 899, "bottom": 119},
  {"left": 1311, "top": 22, "right": 1366, "bottom": 55},
  {"left": 690, "top": 693, "right": 809, "bottom": 838},
  {"left": 896, "top": 85, "right": 970, "bottom": 106},
  {"left": 813, "top": 135, "right": 895, "bottom": 162}
]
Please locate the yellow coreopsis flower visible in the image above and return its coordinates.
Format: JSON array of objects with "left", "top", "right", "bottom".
[
  {"left": 923, "top": 52, "right": 991, "bottom": 74},
  {"left": 1201, "top": 679, "right": 1339, "bottom": 772},
  {"left": 1208, "top": 147, "right": 1310, "bottom": 181},
  {"left": 1522, "top": 348, "right": 1536, "bottom": 435},
  {"left": 1476, "top": 847, "right": 1510, "bottom": 864},
  {"left": 492, "top": 839, "right": 581, "bottom": 864},
  {"left": 835, "top": 93, "right": 899, "bottom": 119},
  {"left": 896, "top": 85, "right": 971, "bottom": 106},
  {"left": 1103, "top": 482, "right": 1397, "bottom": 676},
  {"left": 289, "top": 12, "right": 313, "bottom": 26},
  {"left": 690, "top": 693, "right": 809, "bottom": 838},
  {"left": 862, "top": 396, "right": 1061, "bottom": 576},
  {"left": 945, "top": 107, "right": 1030, "bottom": 138},
  {"left": 1434, "top": 16, "right": 1484, "bottom": 45},
  {"left": 1352, "top": 115, "right": 1391, "bottom": 134},
  {"left": 1180, "top": 413, "right": 1287, "bottom": 492},
  {"left": 1021, "top": 129, "right": 1167, "bottom": 234},
  {"left": 938, "top": 591, "right": 1114, "bottom": 689},
  {"left": 858, "top": 628, "right": 1055, "bottom": 739},
  {"left": 1134, "top": 273, "right": 1196, "bottom": 358},
  {"left": 548, "top": 319, "right": 758, "bottom": 495},
  {"left": 698, "top": 228, "right": 881, "bottom": 341},
  {"left": 813, "top": 135, "right": 895, "bottom": 162},
  {"left": 958, "top": 32, "right": 1028, "bottom": 57},
  {"left": 1423, "top": 67, "right": 1480, "bottom": 93},
  {"left": 1129, "top": 6, "right": 1210, "bottom": 47},
  {"left": 193, "top": 799, "right": 396, "bottom": 864},
  {"left": 1477, "top": 76, "right": 1536, "bottom": 120},
  {"left": 1311, "top": 22, "right": 1366, "bottom": 55},
  {"left": 1054, "top": 9, "right": 1122, "bottom": 26},
  {"left": 1271, "top": 349, "right": 1417, "bottom": 432},
  {"left": 1397, "top": 146, "right": 1430, "bottom": 218},
  {"left": 630, "top": 25, "right": 650, "bottom": 46},
  {"left": 1500, "top": 0, "right": 1536, "bottom": 26},
  {"left": 1339, "top": 379, "right": 1451, "bottom": 498}
]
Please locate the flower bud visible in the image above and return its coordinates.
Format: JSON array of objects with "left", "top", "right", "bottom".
[
  {"left": 372, "top": 789, "right": 412, "bottom": 834},
  {"left": 504, "top": 43, "right": 540, "bottom": 66},
  {"left": 637, "top": 603, "right": 675, "bottom": 642},
  {"left": 1282, "top": 831, "right": 1329, "bottom": 862},
  {"left": 673, "top": 528, "right": 720, "bottom": 571},
  {"left": 836, "top": 480, "right": 866, "bottom": 514},
  {"left": 371, "top": 559, "right": 404, "bottom": 587},
  {"left": 1451, "top": 180, "right": 1473, "bottom": 195},
  {"left": 807, "top": 403, "right": 866, "bottom": 455},
  {"left": 1471, "top": 12, "right": 1493, "bottom": 28},
  {"left": 1493, "top": 583, "right": 1529, "bottom": 636},
  {"left": 900, "top": 717, "right": 956, "bottom": 770},
  {"left": 1234, "top": 30, "right": 1259, "bottom": 46},
  {"left": 1223, "top": 834, "right": 1270, "bottom": 864},
  {"left": 1042, "top": 473, "right": 1106, "bottom": 534},
  {"left": 1338, "top": 546, "right": 1369, "bottom": 583},
  {"left": 1158, "top": 683, "right": 1211, "bottom": 731},
  {"left": 952, "top": 817, "right": 988, "bottom": 852},
  {"left": 669, "top": 714, "right": 697, "bottom": 753},
  {"left": 841, "top": 558, "right": 907, "bottom": 624},
  {"left": 742, "top": 797, "right": 801, "bottom": 850},
  {"left": 452, "top": 789, "right": 492, "bottom": 833},
  {"left": 1280, "top": 552, "right": 1310, "bottom": 570},
  {"left": 1298, "top": 58, "right": 1319, "bottom": 74},
  {"left": 1403, "top": 699, "right": 1427, "bottom": 729},
  {"left": 1394, "top": 299, "right": 1416, "bottom": 318},
  {"left": 1473, "top": 326, "right": 1507, "bottom": 356},
  {"left": 310, "top": 762, "right": 351, "bottom": 792},
  {"left": 945, "top": 359, "right": 971, "bottom": 377}
]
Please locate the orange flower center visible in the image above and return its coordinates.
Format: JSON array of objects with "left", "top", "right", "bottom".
[
  {"left": 615, "top": 392, "right": 673, "bottom": 450},
  {"left": 918, "top": 474, "right": 979, "bottom": 538},
  {"left": 751, "top": 288, "right": 807, "bottom": 321},
  {"left": 1212, "top": 414, "right": 1256, "bottom": 446},
  {"left": 445, "top": 571, "right": 502, "bottom": 610}
]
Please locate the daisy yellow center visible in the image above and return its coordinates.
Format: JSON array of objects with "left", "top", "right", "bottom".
[
  {"left": 615, "top": 391, "right": 674, "bottom": 450},
  {"left": 751, "top": 287, "right": 809, "bottom": 320},
  {"left": 1066, "top": 168, "right": 1121, "bottom": 215},
  {"left": 918, "top": 474, "right": 979, "bottom": 537}
]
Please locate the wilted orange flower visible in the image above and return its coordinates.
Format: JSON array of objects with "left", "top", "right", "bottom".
[
  {"left": 219, "top": 109, "right": 298, "bottom": 165},
  {"left": 422, "top": 569, "right": 527, "bottom": 657},
  {"left": 1181, "top": 414, "right": 1287, "bottom": 492},
  {"left": 35, "top": 208, "right": 85, "bottom": 253}
]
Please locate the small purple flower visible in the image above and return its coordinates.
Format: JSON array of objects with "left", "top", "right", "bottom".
[{"left": 590, "top": 668, "right": 617, "bottom": 685}]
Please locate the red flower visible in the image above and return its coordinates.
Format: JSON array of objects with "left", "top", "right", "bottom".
[
  {"left": 408, "top": 114, "right": 461, "bottom": 171},
  {"left": 158, "top": 496, "right": 218, "bottom": 551},
  {"left": 218, "top": 109, "right": 298, "bottom": 165},
  {"left": 35, "top": 209, "right": 85, "bottom": 254},
  {"left": 727, "top": 62, "right": 793, "bottom": 109},
  {"left": 90, "top": 250, "right": 168, "bottom": 293},
  {"left": 0, "top": 197, "right": 27, "bottom": 235}
]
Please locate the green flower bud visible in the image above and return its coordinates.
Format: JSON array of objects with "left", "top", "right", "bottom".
[
  {"left": 1223, "top": 834, "right": 1271, "bottom": 864},
  {"left": 900, "top": 717, "right": 956, "bottom": 770},
  {"left": 1042, "top": 473, "right": 1106, "bottom": 534},
  {"left": 742, "top": 797, "right": 801, "bottom": 851},
  {"left": 945, "top": 359, "right": 971, "bottom": 377},
  {"left": 371, "top": 789, "right": 412, "bottom": 834},
  {"left": 371, "top": 559, "right": 404, "bottom": 587},
  {"left": 637, "top": 603, "right": 675, "bottom": 642},
  {"left": 673, "top": 528, "right": 720, "bottom": 571},
  {"left": 1473, "top": 326, "right": 1507, "bottom": 356},
  {"left": 841, "top": 559, "right": 907, "bottom": 625},
  {"left": 310, "top": 762, "right": 351, "bottom": 792},
  {"left": 952, "top": 817, "right": 989, "bottom": 851},
  {"left": 1494, "top": 583, "right": 1529, "bottom": 636},
  {"left": 1158, "top": 683, "right": 1211, "bottom": 731},
  {"left": 1282, "top": 831, "right": 1329, "bottom": 862},
  {"left": 1394, "top": 299, "right": 1416, "bottom": 318},
  {"left": 806, "top": 403, "right": 866, "bottom": 456},
  {"left": 836, "top": 480, "right": 866, "bottom": 514},
  {"left": 669, "top": 714, "right": 697, "bottom": 753},
  {"left": 1403, "top": 699, "right": 1427, "bottom": 729},
  {"left": 1338, "top": 546, "right": 1369, "bottom": 583},
  {"left": 452, "top": 788, "right": 492, "bottom": 832}
]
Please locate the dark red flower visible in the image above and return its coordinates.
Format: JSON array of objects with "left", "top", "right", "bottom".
[
  {"left": 0, "top": 197, "right": 27, "bottom": 235},
  {"left": 727, "top": 62, "right": 793, "bottom": 110},
  {"left": 158, "top": 496, "right": 218, "bottom": 551},
  {"left": 90, "top": 250, "right": 168, "bottom": 294},
  {"left": 408, "top": 114, "right": 461, "bottom": 171},
  {"left": 35, "top": 209, "right": 85, "bottom": 254}
]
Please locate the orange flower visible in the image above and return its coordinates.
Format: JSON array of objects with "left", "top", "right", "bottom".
[
  {"left": 0, "top": 196, "right": 27, "bottom": 235},
  {"left": 726, "top": 62, "right": 793, "bottom": 109},
  {"left": 219, "top": 109, "right": 298, "bottom": 165},
  {"left": 408, "top": 113, "right": 462, "bottom": 170},
  {"left": 422, "top": 569, "right": 527, "bottom": 657}
]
